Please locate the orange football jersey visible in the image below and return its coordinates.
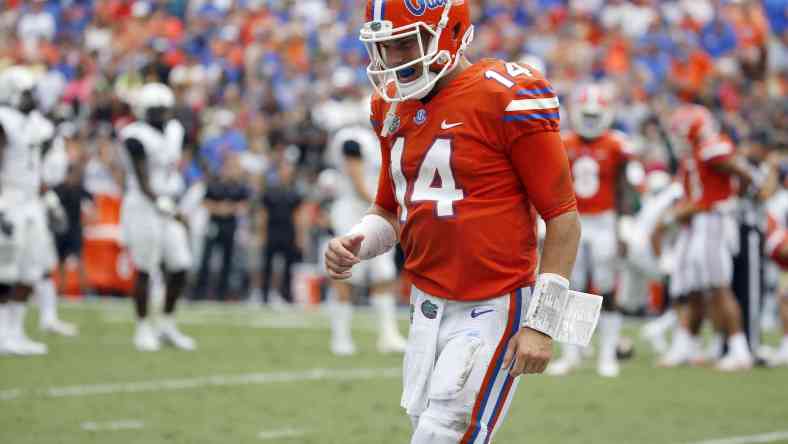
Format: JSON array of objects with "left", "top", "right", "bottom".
[
  {"left": 682, "top": 135, "right": 735, "bottom": 210},
  {"left": 563, "top": 131, "right": 633, "bottom": 214},
  {"left": 371, "top": 59, "right": 577, "bottom": 301},
  {"left": 672, "top": 104, "right": 735, "bottom": 210}
]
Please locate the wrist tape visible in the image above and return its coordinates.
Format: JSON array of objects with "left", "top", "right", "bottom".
[
  {"left": 522, "top": 273, "right": 570, "bottom": 339},
  {"left": 348, "top": 214, "right": 397, "bottom": 260}
]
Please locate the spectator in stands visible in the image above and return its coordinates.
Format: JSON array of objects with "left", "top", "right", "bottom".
[
  {"left": 16, "top": 0, "right": 55, "bottom": 55},
  {"left": 700, "top": 11, "right": 739, "bottom": 59},
  {"left": 199, "top": 109, "right": 247, "bottom": 179}
]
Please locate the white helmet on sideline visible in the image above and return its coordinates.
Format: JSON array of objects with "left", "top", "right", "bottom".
[{"left": 133, "top": 82, "right": 175, "bottom": 119}]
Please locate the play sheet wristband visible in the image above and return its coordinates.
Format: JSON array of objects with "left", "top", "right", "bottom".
[{"left": 522, "top": 273, "right": 603, "bottom": 347}]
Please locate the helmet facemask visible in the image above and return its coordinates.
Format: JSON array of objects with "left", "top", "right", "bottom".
[
  {"left": 17, "top": 88, "right": 37, "bottom": 114},
  {"left": 360, "top": 1, "right": 473, "bottom": 103},
  {"left": 145, "top": 106, "right": 170, "bottom": 131}
]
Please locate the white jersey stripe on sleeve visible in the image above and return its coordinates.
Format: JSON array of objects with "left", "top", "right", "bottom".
[{"left": 505, "top": 97, "right": 560, "bottom": 112}]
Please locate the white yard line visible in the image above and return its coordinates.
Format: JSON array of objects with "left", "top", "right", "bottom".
[
  {"left": 686, "top": 431, "right": 788, "bottom": 444},
  {"left": 1, "top": 367, "right": 399, "bottom": 401},
  {"left": 101, "top": 316, "right": 321, "bottom": 330},
  {"left": 100, "top": 314, "right": 402, "bottom": 331},
  {"left": 258, "top": 428, "right": 307, "bottom": 441},
  {"left": 81, "top": 420, "right": 144, "bottom": 432},
  {"left": 0, "top": 389, "right": 21, "bottom": 401}
]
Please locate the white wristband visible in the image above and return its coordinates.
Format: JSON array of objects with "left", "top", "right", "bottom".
[
  {"left": 348, "top": 214, "right": 397, "bottom": 260},
  {"left": 522, "top": 273, "right": 570, "bottom": 339}
]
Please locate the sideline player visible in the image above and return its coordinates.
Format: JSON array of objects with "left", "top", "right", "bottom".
[
  {"left": 656, "top": 103, "right": 756, "bottom": 371},
  {"left": 119, "top": 82, "right": 195, "bottom": 352},
  {"left": 326, "top": 1, "right": 582, "bottom": 442},
  {"left": 0, "top": 66, "right": 66, "bottom": 355},
  {"left": 548, "top": 84, "right": 639, "bottom": 377},
  {"left": 325, "top": 98, "right": 407, "bottom": 356}
]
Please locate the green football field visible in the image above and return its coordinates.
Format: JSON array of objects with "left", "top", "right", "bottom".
[{"left": 2, "top": 300, "right": 787, "bottom": 444}]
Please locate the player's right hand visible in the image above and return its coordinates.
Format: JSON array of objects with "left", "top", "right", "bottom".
[{"left": 325, "top": 234, "right": 363, "bottom": 280}]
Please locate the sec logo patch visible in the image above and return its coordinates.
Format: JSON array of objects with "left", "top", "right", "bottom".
[{"left": 414, "top": 109, "right": 427, "bottom": 125}]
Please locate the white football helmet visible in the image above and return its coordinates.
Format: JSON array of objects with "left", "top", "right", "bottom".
[
  {"left": 569, "top": 84, "right": 616, "bottom": 140},
  {"left": 133, "top": 83, "right": 175, "bottom": 119},
  {"left": 0, "top": 66, "right": 36, "bottom": 108}
]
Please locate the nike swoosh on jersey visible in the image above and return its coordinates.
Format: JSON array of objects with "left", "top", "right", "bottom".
[
  {"left": 441, "top": 120, "right": 463, "bottom": 130},
  {"left": 470, "top": 308, "right": 495, "bottom": 318}
]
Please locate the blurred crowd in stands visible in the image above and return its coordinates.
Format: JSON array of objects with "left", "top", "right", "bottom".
[{"left": 0, "top": 0, "right": 785, "bottom": 302}]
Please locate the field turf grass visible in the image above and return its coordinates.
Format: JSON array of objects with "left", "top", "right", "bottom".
[{"left": 1, "top": 300, "right": 787, "bottom": 444}]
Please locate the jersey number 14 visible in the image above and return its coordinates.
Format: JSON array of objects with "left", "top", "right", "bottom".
[{"left": 390, "top": 137, "right": 464, "bottom": 223}]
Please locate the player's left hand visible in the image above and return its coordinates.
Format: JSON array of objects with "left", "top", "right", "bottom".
[{"left": 503, "top": 327, "right": 553, "bottom": 377}]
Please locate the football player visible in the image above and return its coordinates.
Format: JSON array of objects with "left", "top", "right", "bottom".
[
  {"left": 655, "top": 103, "right": 757, "bottom": 371},
  {"left": 622, "top": 169, "right": 684, "bottom": 355},
  {"left": 325, "top": 1, "right": 583, "bottom": 442},
  {"left": 548, "top": 84, "right": 640, "bottom": 377},
  {"left": 119, "top": 82, "right": 195, "bottom": 352},
  {"left": 0, "top": 66, "right": 67, "bottom": 355},
  {"left": 325, "top": 96, "right": 407, "bottom": 356},
  {"left": 0, "top": 87, "right": 21, "bottom": 355},
  {"left": 766, "top": 200, "right": 788, "bottom": 366}
]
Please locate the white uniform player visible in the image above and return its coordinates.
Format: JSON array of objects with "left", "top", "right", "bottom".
[
  {"left": 620, "top": 172, "right": 684, "bottom": 355},
  {"left": 0, "top": 108, "right": 57, "bottom": 283},
  {"left": 0, "top": 66, "right": 57, "bottom": 355},
  {"left": 325, "top": 123, "right": 406, "bottom": 355},
  {"left": 619, "top": 173, "right": 683, "bottom": 311},
  {"left": 120, "top": 120, "right": 190, "bottom": 274},
  {"left": 119, "top": 82, "right": 194, "bottom": 352}
]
